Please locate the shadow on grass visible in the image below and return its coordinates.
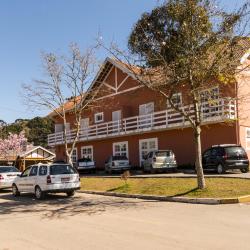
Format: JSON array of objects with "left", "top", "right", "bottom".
[
  {"left": 107, "top": 183, "right": 130, "bottom": 192},
  {"left": 171, "top": 188, "right": 200, "bottom": 197}
]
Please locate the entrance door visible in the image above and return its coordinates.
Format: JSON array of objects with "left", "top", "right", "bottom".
[
  {"left": 139, "top": 138, "right": 158, "bottom": 166},
  {"left": 112, "top": 110, "right": 121, "bottom": 133}
]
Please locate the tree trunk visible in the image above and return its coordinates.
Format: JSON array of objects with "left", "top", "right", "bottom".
[{"left": 194, "top": 126, "right": 206, "bottom": 189}]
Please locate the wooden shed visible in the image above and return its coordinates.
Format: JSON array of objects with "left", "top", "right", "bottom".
[{"left": 0, "top": 146, "right": 55, "bottom": 171}]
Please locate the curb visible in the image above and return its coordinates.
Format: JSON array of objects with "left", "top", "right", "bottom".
[{"left": 78, "top": 190, "right": 250, "bottom": 205}]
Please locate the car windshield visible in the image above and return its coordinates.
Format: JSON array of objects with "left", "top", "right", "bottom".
[
  {"left": 155, "top": 151, "right": 172, "bottom": 157},
  {"left": 50, "top": 165, "right": 77, "bottom": 175},
  {"left": 225, "top": 147, "right": 247, "bottom": 157},
  {"left": 112, "top": 155, "right": 128, "bottom": 161},
  {"left": 0, "top": 166, "right": 19, "bottom": 173}
]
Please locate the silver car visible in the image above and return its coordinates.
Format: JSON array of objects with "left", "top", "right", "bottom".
[
  {"left": 105, "top": 155, "right": 131, "bottom": 174},
  {"left": 143, "top": 150, "right": 177, "bottom": 173},
  {"left": 77, "top": 158, "right": 96, "bottom": 173},
  {"left": 0, "top": 166, "right": 20, "bottom": 190}
]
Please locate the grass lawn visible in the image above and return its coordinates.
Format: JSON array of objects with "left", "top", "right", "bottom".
[{"left": 80, "top": 177, "right": 250, "bottom": 198}]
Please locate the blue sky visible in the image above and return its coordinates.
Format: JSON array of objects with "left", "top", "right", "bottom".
[{"left": 0, "top": 0, "right": 246, "bottom": 123}]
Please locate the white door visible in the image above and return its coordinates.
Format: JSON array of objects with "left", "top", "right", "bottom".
[
  {"left": 26, "top": 165, "right": 38, "bottom": 192},
  {"left": 18, "top": 167, "right": 31, "bottom": 192},
  {"left": 112, "top": 110, "right": 121, "bottom": 132},
  {"left": 139, "top": 102, "right": 154, "bottom": 127},
  {"left": 139, "top": 138, "right": 158, "bottom": 166},
  {"left": 80, "top": 118, "right": 89, "bottom": 137},
  {"left": 55, "top": 124, "right": 63, "bottom": 133}
]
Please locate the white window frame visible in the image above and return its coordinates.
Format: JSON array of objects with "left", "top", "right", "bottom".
[
  {"left": 71, "top": 148, "right": 78, "bottom": 165},
  {"left": 113, "top": 141, "right": 129, "bottom": 158},
  {"left": 168, "top": 93, "right": 182, "bottom": 107},
  {"left": 139, "top": 102, "right": 154, "bottom": 115},
  {"left": 139, "top": 138, "right": 158, "bottom": 166},
  {"left": 199, "top": 86, "right": 219, "bottom": 102},
  {"left": 246, "top": 128, "right": 250, "bottom": 150},
  {"left": 94, "top": 112, "right": 104, "bottom": 123},
  {"left": 55, "top": 124, "right": 63, "bottom": 133},
  {"left": 81, "top": 146, "right": 94, "bottom": 161}
]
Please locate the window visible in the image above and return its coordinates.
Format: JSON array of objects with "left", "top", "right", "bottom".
[
  {"left": 29, "top": 166, "right": 38, "bottom": 176},
  {"left": 55, "top": 123, "right": 70, "bottom": 133},
  {"left": 139, "top": 138, "right": 158, "bottom": 166},
  {"left": 55, "top": 124, "right": 63, "bottom": 133},
  {"left": 113, "top": 141, "right": 128, "bottom": 158},
  {"left": 200, "top": 87, "right": 219, "bottom": 102},
  {"left": 95, "top": 112, "right": 104, "bottom": 123},
  {"left": 168, "top": 93, "right": 182, "bottom": 107},
  {"left": 139, "top": 102, "right": 154, "bottom": 115},
  {"left": 203, "top": 149, "right": 211, "bottom": 158},
  {"left": 39, "top": 166, "right": 47, "bottom": 176},
  {"left": 200, "top": 87, "right": 219, "bottom": 118},
  {"left": 50, "top": 164, "right": 77, "bottom": 175},
  {"left": 81, "top": 146, "right": 93, "bottom": 161},
  {"left": 21, "top": 167, "right": 31, "bottom": 177},
  {"left": 71, "top": 148, "right": 78, "bottom": 165}
]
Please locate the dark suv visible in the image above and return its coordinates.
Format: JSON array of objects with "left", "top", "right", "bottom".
[{"left": 202, "top": 144, "right": 249, "bottom": 174}]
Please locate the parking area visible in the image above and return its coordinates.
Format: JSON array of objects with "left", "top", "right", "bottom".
[{"left": 1, "top": 190, "right": 250, "bottom": 250}]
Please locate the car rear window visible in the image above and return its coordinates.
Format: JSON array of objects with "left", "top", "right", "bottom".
[
  {"left": 225, "top": 147, "right": 247, "bottom": 157},
  {"left": 155, "top": 151, "right": 172, "bottom": 157},
  {"left": 50, "top": 165, "right": 77, "bottom": 175},
  {"left": 78, "top": 158, "right": 92, "bottom": 162},
  {"left": 112, "top": 155, "right": 128, "bottom": 161},
  {"left": 0, "top": 167, "right": 19, "bottom": 173}
]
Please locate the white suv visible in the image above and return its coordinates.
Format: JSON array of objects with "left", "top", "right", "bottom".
[{"left": 12, "top": 163, "right": 81, "bottom": 199}]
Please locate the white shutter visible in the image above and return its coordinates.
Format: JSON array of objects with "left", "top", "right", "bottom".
[
  {"left": 80, "top": 118, "right": 89, "bottom": 129},
  {"left": 139, "top": 104, "right": 146, "bottom": 116},
  {"left": 55, "top": 124, "right": 63, "bottom": 133},
  {"left": 112, "top": 110, "right": 121, "bottom": 121},
  {"left": 146, "top": 102, "right": 154, "bottom": 114},
  {"left": 65, "top": 123, "right": 70, "bottom": 132}
]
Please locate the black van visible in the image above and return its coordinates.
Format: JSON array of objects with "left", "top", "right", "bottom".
[{"left": 202, "top": 144, "right": 249, "bottom": 174}]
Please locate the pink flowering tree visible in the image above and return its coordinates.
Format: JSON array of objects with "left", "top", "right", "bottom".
[{"left": 0, "top": 131, "right": 27, "bottom": 162}]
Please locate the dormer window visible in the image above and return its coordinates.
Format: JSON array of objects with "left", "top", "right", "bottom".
[{"left": 94, "top": 112, "right": 104, "bottom": 123}]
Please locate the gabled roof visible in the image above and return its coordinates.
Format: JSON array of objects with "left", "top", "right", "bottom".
[
  {"left": 48, "top": 39, "right": 250, "bottom": 118},
  {"left": 19, "top": 146, "right": 55, "bottom": 160}
]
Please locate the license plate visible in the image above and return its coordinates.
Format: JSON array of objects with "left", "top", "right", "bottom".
[
  {"left": 61, "top": 177, "right": 70, "bottom": 182},
  {"left": 235, "top": 162, "right": 242, "bottom": 166}
]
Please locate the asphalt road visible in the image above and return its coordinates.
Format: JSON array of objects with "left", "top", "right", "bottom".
[{"left": 1, "top": 191, "right": 250, "bottom": 250}]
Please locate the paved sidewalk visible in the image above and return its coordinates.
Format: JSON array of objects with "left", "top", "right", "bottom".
[{"left": 1, "top": 192, "right": 250, "bottom": 250}]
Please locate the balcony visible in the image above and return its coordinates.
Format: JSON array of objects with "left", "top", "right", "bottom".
[{"left": 48, "top": 98, "right": 236, "bottom": 147}]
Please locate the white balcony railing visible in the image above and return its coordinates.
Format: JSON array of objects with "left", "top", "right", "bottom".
[{"left": 48, "top": 98, "right": 236, "bottom": 146}]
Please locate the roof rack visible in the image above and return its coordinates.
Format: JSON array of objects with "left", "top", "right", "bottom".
[{"left": 212, "top": 144, "right": 237, "bottom": 147}]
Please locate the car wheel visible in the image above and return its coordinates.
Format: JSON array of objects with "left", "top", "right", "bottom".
[
  {"left": 12, "top": 184, "right": 20, "bottom": 197},
  {"left": 217, "top": 164, "right": 225, "bottom": 174},
  {"left": 66, "top": 190, "right": 75, "bottom": 197},
  {"left": 241, "top": 168, "right": 249, "bottom": 173},
  {"left": 35, "top": 186, "right": 44, "bottom": 200}
]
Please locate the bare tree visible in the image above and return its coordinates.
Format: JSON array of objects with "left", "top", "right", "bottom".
[
  {"left": 100, "top": 0, "right": 250, "bottom": 189},
  {"left": 22, "top": 43, "right": 99, "bottom": 165}
]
